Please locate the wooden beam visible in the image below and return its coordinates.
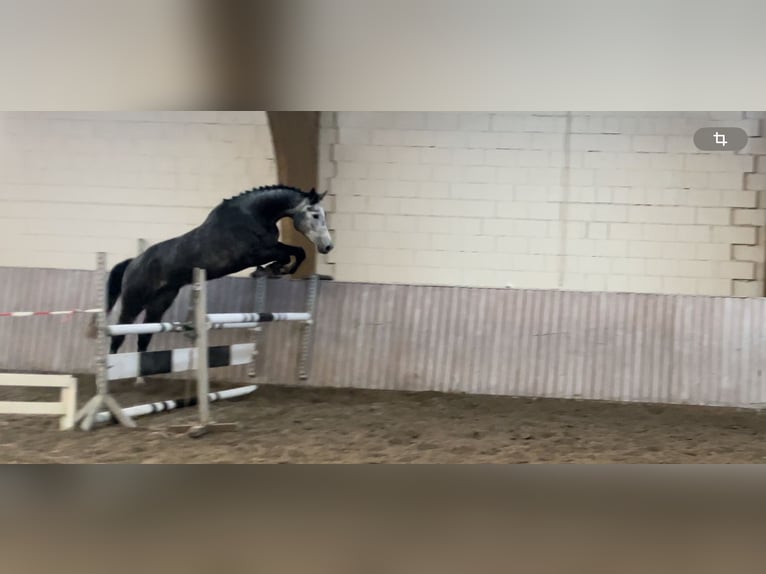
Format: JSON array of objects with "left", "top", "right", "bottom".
[
  {"left": 266, "top": 111, "right": 320, "bottom": 279},
  {"left": 0, "top": 374, "right": 78, "bottom": 430}
]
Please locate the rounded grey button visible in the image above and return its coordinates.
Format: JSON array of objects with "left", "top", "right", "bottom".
[{"left": 693, "top": 127, "right": 748, "bottom": 152}]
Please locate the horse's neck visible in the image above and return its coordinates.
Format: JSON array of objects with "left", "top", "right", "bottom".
[{"left": 241, "top": 190, "right": 301, "bottom": 223}]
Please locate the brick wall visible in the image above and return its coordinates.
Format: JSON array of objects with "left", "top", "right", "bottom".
[
  {"left": 317, "top": 112, "right": 766, "bottom": 296},
  {"left": 3, "top": 110, "right": 765, "bottom": 296},
  {"left": 0, "top": 112, "right": 276, "bottom": 271}
]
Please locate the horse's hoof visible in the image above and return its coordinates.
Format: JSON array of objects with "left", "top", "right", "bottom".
[{"left": 250, "top": 267, "right": 271, "bottom": 279}]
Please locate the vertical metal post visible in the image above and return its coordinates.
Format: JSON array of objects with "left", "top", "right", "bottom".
[
  {"left": 193, "top": 267, "right": 210, "bottom": 427},
  {"left": 134, "top": 238, "right": 149, "bottom": 386},
  {"left": 180, "top": 267, "right": 239, "bottom": 438},
  {"left": 248, "top": 273, "right": 267, "bottom": 378},
  {"left": 92, "top": 253, "right": 109, "bottom": 412},
  {"left": 297, "top": 274, "right": 319, "bottom": 381},
  {"left": 74, "top": 252, "right": 135, "bottom": 430}
]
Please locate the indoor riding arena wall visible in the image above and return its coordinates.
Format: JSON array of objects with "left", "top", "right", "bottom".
[{"left": 1, "top": 266, "right": 766, "bottom": 411}]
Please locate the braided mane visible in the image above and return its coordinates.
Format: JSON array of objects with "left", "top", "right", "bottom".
[{"left": 220, "top": 184, "right": 307, "bottom": 206}]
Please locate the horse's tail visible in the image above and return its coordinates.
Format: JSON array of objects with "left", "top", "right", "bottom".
[{"left": 107, "top": 258, "right": 133, "bottom": 314}]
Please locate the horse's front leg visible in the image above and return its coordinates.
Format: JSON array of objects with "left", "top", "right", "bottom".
[
  {"left": 250, "top": 262, "right": 281, "bottom": 278},
  {"left": 249, "top": 244, "right": 306, "bottom": 277},
  {"left": 269, "top": 243, "right": 305, "bottom": 275}
]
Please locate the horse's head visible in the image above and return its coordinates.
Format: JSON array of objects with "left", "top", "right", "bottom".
[{"left": 292, "top": 188, "right": 334, "bottom": 254}]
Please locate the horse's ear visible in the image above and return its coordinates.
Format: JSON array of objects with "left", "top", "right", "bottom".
[
  {"left": 307, "top": 188, "right": 319, "bottom": 204},
  {"left": 318, "top": 190, "right": 329, "bottom": 201}
]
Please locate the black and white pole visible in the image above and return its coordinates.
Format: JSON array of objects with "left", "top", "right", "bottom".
[
  {"left": 73, "top": 252, "right": 136, "bottom": 431},
  {"left": 105, "top": 313, "right": 309, "bottom": 336},
  {"left": 93, "top": 385, "right": 257, "bottom": 425}
]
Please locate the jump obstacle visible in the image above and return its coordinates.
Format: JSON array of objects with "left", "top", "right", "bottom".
[
  {"left": 71, "top": 252, "right": 319, "bottom": 435},
  {"left": 0, "top": 249, "right": 318, "bottom": 433}
]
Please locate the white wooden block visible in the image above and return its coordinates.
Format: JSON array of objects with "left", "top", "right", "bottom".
[{"left": 0, "top": 374, "right": 77, "bottom": 430}]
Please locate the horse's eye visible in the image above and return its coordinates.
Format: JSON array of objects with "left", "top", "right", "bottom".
[{"left": 312, "top": 214, "right": 319, "bottom": 219}]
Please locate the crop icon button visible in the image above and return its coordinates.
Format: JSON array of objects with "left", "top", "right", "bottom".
[{"left": 694, "top": 127, "right": 748, "bottom": 152}]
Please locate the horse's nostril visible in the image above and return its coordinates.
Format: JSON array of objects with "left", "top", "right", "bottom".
[{"left": 326, "top": 244, "right": 334, "bottom": 253}]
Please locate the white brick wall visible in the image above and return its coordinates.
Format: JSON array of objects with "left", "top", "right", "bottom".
[
  {"left": 0, "top": 112, "right": 276, "bottom": 271},
  {"left": 5, "top": 111, "right": 764, "bottom": 296},
  {"left": 318, "top": 111, "right": 766, "bottom": 296}
]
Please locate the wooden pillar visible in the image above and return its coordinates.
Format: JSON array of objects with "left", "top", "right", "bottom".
[{"left": 266, "top": 111, "right": 320, "bottom": 279}]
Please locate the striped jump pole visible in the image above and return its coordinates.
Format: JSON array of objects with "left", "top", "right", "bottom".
[
  {"left": 106, "top": 322, "right": 189, "bottom": 336},
  {"left": 0, "top": 309, "right": 102, "bottom": 317},
  {"left": 205, "top": 312, "right": 311, "bottom": 323},
  {"left": 106, "top": 342, "right": 257, "bottom": 381},
  {"left": 105, "top": 312, "right": 311, "bottom": 337},
  {"left": 93, "top": 385, "right": 256, "bottom": 426}
]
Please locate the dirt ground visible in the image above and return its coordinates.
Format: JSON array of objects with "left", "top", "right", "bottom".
[{"left": 2, "top": 376, "right": 766, "bottom": 463}]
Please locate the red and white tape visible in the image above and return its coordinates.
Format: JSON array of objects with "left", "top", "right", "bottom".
[{"left": 0, "top": 308, "right": 103, "bottom": 317}]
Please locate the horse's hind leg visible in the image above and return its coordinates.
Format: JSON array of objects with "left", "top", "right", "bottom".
[
  {"left": 109, "top": 292, "right": 145, "bottom": 354},
  {"left": 137, "top": 287, "right": 180, "bottom": 353},
  {"left": 132, "top": 287, "right": 180, "bottom": 386}
]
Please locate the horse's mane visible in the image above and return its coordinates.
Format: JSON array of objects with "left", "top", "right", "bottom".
[{"left": 220, "top": 184, "right": 306, "bottom": 207}]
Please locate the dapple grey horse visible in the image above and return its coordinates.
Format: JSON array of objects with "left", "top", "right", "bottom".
[{"left": 106, "top": 184, "right": 333, "bottom": 354}]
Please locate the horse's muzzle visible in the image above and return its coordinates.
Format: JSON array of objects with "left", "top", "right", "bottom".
[{"left": 319, "top": 244, "right": 334, "bottom": 254}]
